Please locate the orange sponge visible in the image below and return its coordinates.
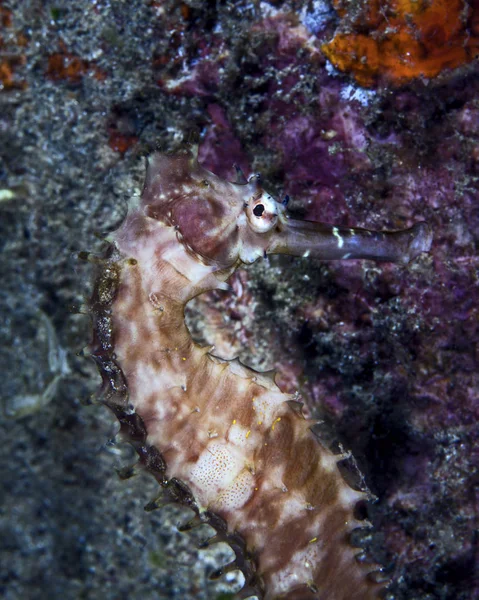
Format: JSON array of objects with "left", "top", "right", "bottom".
[{"left": 323, "top": 0, "right": 479, "bottom": 86}]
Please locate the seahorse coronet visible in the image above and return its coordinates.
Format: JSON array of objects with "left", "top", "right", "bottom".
[{"left": 87, "top": 143, "right": 432, "bottom": 599}]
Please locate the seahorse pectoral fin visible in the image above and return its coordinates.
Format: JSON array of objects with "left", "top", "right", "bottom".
[{"left": 266, "top": 218, "right": 433, "bottom": 264}]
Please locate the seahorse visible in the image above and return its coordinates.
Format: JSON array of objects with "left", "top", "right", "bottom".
[{"left": 87, "top": 143, "right": 432, "bottom": 600}]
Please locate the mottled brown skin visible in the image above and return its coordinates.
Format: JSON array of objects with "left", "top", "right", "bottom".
[{"left": 89, "top": 145, "right": 432, "bottom": 599}]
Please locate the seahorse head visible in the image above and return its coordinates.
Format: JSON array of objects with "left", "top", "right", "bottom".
[
  {"left": 141, "top": 143, "right": 290, "bottom": 268},
  {"left": 140, "top": 143, "right": 432, "bottom": 271}
]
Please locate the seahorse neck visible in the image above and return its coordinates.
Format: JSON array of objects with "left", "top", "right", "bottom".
[
  {"left": 110, "top": 211, "right": 229, "bottom": 376},
  {"left": 115, "top": 210, "right": 229, "bottom": 294}
]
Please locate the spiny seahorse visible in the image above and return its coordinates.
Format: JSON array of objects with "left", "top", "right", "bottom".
[{"left": 87, "top": 143, "right": 432, "bottom": 600}]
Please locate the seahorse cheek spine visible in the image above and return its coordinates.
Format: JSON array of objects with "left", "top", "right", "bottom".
[{"left": 89, "top": 145, "right": 431, "bottom": 599}]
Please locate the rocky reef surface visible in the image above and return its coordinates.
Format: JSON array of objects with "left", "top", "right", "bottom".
[{"left": 1, "top": 1, "right": 477, "bottom": 599}]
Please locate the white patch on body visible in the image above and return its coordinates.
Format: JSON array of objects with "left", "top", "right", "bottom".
[
  {"left": 213, "top": 468, "right": 255, "bottom": 512},
  {"left": 190, "top": 442, "right": 252, "bottom": 508}
]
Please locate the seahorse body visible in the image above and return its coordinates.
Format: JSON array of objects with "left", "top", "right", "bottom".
[{"left": 88, "top": 145, "right": 432, "bottom": 599}]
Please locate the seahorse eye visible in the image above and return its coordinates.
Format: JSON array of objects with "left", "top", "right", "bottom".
[
  {"left": 253, "top": 203, "right": 265, "bottom": 217},
  {"left": 246, "top": 193, "right": 279, "bottom": 233}
]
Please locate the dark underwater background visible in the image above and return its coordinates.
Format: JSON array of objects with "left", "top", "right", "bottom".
[{"left": 0, "top": 1, "right": 477, "bottom": 599}]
